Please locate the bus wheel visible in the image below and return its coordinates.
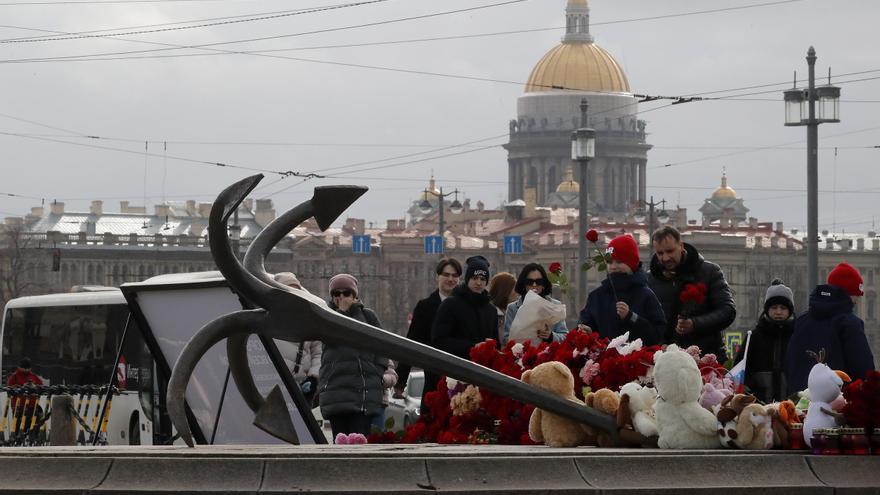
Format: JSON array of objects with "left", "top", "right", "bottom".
[{"left": 129, "top": 412, "right": 141, "bottom": 445}]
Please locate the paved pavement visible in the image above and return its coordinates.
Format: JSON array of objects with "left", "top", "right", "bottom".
[{"left": 0, "top": 444, "right": 877, "bottom": 493}]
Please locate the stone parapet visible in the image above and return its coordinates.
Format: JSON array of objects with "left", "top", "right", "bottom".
[{"left": 0, "top": 445, "right": 877, "bottom": 494}]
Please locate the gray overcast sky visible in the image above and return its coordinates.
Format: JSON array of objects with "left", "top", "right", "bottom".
[{"left": 1, "top": 0, "right": 878, "bottom": 233}]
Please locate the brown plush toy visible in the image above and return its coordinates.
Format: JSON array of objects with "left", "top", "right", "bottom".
[
  {"left": 767, "top": 400, "right": 797, "bottom": 448},
  {"left": 584, "top": 388, "right": 620, "bottom": 448},
  {"left": 716, "top": 394, "right": 757, "bottom": 448},
  {"left": 521, "top": 361, "right": 596, "bottom": 447}
]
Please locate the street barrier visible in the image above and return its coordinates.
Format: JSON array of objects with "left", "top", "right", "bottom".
[{"left": 0, "top": 385, "right": 118, "bottom": 447}]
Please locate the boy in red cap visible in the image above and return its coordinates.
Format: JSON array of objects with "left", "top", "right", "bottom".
[
  {"left": 784, "top": 262, "right": 875, "bottom": 395},
  {"left": 577, "top": 234, "right": 665, "bottom": 345}
]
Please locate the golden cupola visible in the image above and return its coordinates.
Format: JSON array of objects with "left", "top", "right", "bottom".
[
  {"left": 712, "top": 172, "right": 737, "bottom": 200},
  {"left": 555, "top": 166, "right": 580, "bottom": 193},
  {"left": 525, "top": 0, "right": 630, "bottom": 93},
  {"left": 421, "top": 176, "right": 441, "bottom": 201}
]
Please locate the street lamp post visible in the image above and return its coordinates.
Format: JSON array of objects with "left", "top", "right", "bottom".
[
  {"left": 571, "top": 98, "right": 596, "bottom": 306},
  {"left": 783, "top": 46, "right": 841, "bottom": 296},
  {"left": 632, "top": 196, "right": 669, "bottom": 236},
  {"left": 419, "top": 186, "right": 464, "bottom": 244}
]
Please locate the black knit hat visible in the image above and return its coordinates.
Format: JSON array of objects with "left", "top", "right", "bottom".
[
  {"left": 464, "top": 255, "right": 490, "bottom": 282},
  {"left": 764, "top": 278, "right": 794, "bottom": 315}
]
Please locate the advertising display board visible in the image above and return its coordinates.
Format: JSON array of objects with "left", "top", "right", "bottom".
[{"left": 122, "top": 272, "right": 322, "bottom": 445}]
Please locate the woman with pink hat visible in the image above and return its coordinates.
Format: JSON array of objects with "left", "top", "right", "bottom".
[{"left": 318, "top": 273, "right": 397, "bottom": 440}]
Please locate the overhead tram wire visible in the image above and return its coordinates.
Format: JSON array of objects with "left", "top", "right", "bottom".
[
  {"left": 0, "top": 130, "right": 323, "bottom": 179},
  {"left": 0, "top": 0, "right": 808, "bottom": 68},
  {"left": 652, "top": 124, "right": 880, "bottom": 171},
  {"left": 0, "top": 0, "right": 804, "bottom": 46},
  {"left": 0, "top": 0, "right": 530, "bottom": 62},
  {"left": 0, "top": 0, "right": 257, "bottom": 4},
  {"left": 0, "top": 0, "right": 395, "bottom": 44},
  {"left": 259, "top": 102, "right": 680, "bottom": 198},
  {"left": 0, "top": 2, "right": 362, "bottom": 42}
]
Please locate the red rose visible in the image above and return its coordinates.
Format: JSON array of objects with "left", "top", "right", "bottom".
[
  {"left": 548, "top": 262, "right": 562, "bottom": 273},
  {"left": 585, "top": 229, "right": 599, "bottom": 243}
]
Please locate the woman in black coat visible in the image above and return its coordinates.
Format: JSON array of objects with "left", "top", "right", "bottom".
[{"left": 319, "top": 274, "right": 395, "bottom": 439}]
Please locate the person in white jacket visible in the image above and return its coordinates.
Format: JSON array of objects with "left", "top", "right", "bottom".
[{"left": 273, "top": 272, "right": 322, "bottom": 403}]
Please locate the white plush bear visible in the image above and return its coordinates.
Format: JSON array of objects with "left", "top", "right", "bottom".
[
  {"left": 619, "top": 382, "right": 658, "bottom": 438},
  {"left": 653, "top": 344, "right": 720, "bottom": 449}
]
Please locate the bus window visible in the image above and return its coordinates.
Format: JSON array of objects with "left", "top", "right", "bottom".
[{"left": 2, "top": 305, "right": 150, "bottom": 390}]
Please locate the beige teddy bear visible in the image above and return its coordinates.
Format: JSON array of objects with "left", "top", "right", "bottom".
[
  {"left": 521, "top": 361, "right": 595, "bottom": 447},
  {"left": 584, "top": 388, "right": 621, "bottom": 447}
]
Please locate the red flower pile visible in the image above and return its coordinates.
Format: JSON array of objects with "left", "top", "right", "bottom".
[
  {"left": 842, "top": 370, "right": 880, "bottom": 433},
  {"left": 397, "top": 329, "right": 670, "bottom": 445}
]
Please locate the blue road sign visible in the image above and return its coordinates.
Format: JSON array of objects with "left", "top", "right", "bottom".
[
  {"left": 352, "top": 234, "right": 371, "bottom": 254},
  {"left": 503, "top": 234, "right": 523, "bottom": 254},
  {"left": 424, "top": 235, "right": 444, "bottom": 254}
]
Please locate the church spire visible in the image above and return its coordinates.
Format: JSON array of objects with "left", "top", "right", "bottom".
[{"left": 563, "top": 0, "right": 593, "bottom": 43}]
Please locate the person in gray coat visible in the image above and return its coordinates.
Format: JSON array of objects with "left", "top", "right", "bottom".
[{"left": 318, "top": 273, "right": 396, "bottom": 439}]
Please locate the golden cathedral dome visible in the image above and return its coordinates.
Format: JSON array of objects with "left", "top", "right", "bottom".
[
  {"left": 525, "top": 43, "right": 630, "bottom": 93},
  {"left": 712, "top": 172, "right": 737, "bottom": 200},
  {"left": 556, "top": 166, "right": 580, "bottom": 193},
  {"left": 524, "top": 0, "right": 630, "bottom": 93},
  {"left": 421, "top": 176, "right": 441, "bottom": 201}
]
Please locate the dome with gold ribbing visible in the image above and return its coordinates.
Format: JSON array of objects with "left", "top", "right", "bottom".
[
  {"left": 712, "top": 172, "right": 737, "bottom": 200},
  {"left": 525, "top": 0, "right": 630, "bottom": 93},
  {"left": 555, "top": 166, "right": 580, "bottom": 193}
]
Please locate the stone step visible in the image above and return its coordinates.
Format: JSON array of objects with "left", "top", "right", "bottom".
[{"left": 0, "top": 445, "right": 877, "bottom": 494}]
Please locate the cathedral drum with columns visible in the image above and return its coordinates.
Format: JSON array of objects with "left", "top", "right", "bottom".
[{"left": 505, "top": 0, "right": 651, "bottom": 217}]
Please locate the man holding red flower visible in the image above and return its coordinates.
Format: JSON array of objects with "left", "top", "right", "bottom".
[{"left": 648, "top": 226, "right": 736, "bottom": 361}]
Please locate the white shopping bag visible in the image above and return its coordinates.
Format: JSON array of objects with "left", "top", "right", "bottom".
[{"left": 507, "top": 290, "right": 567, "bottom": 343}]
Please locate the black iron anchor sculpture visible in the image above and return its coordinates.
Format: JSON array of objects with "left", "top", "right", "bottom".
[{"left": 166, "top": 174, "right": 619, "bottom": 447}]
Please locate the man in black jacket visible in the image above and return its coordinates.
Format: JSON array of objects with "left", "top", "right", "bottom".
[
  {"left": 395, "top": 258, "right": 462, "bottom": 413},
  {"left": 648, "top": 226, "right": 736, "bottom": 361},
  {"left": 431, "top": 255, "right": 498, "bottom": 359}
]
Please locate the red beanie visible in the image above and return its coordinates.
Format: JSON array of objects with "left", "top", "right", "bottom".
[
  {"left": 827, "top": 262, "right": 864, "bottom": 296},
  {"left": 607, "top": 235, "right": 640, "bottom": 272}
]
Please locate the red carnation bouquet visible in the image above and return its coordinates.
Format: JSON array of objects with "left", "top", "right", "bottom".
[{"left": 678, "top": 282, "right": 707, "bottom": 318}]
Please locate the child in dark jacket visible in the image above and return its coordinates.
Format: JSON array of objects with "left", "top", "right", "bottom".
[
  {"left": 578, "top": 234, "right": 665, "bottom": 346},
  {"left": 785, "top": 262, "right": 875, "bottom": 395},
  {"left": 734, "top": 279, "right": 795, "bottom": 403}
]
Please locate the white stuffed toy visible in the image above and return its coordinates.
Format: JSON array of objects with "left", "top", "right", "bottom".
[
  {"left": 803, "top": 350, "right": 850, "bottom": 447},
  {"left": 653, "top": 344, "right": 720, "bottom": 449},
  {"left": 619, "top": 382, "right": 658, "bottom": 438}
]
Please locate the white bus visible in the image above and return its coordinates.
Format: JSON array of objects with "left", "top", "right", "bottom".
[{"left": 1, "top": 289, "right": 156, "bottom": 445}]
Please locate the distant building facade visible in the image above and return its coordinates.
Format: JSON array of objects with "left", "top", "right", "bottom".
[{"left": 2, "top": 176, "right": 879, "bottom": 367}]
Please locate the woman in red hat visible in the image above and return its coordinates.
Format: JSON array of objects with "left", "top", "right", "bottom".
[{"left": 577, "top": 234, "right": 665, "bottom": 345}]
